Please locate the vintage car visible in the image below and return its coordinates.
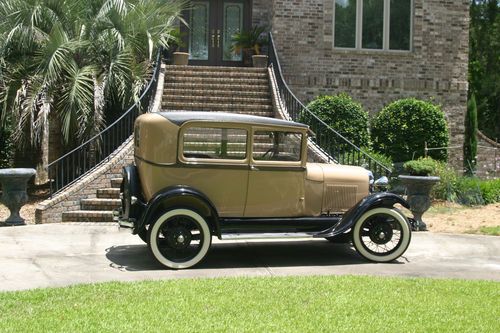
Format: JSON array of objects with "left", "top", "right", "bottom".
[{"left": 117, "top": 111, "right": 412, "bottom": 269}]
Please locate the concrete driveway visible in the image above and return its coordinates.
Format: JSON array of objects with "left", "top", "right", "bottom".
[{"left": 1, "top": 224, "right": 499, "bottom": 291}]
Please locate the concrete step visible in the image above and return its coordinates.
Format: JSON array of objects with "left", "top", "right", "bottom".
[
  {"left": 110, "top": 178, "right": 122, "bottom": 188},
  {"left": 97, "top": 188, "right": 120, "bottom": 199},
  {"left": 81, "top": 198, "right": 121, "bottom": 211},
  {"left": 163, "top": 88, "right": 270, "bottom": 98},
  {"left": 163, "top": 95, "right": 271, "bottom": 105},
  {"left": 62, "top": 210, "right": 114, "bottom": 222},
  {"left": 163, "top": 82, "right": 269, "bottom": 92},
  {"left": 165, "top": 65, "right": 266, "bottom": 73},
  {"left": 165, "top": 76, "right": 269, "bottom": 85}
]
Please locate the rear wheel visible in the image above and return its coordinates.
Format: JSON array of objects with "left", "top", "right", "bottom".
[
  {"left": 148, "top": 208, "right": 211, "bottom": 269},
  {"left": 352, "top": 207, "right": 411, "bottom": 262}
]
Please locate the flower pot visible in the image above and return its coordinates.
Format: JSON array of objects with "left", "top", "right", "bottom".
[
  {"left": 399, "top": 175, "right": 440, "bottom": 231},
  {"left": 172, "top": 52, "right": 189, "bottom": 66},
  {"left": 252, "top": 55, "right": 268, "bottom": 68},
  {"left": 0, "top": 168, "right": 36, "bottom": 226}
]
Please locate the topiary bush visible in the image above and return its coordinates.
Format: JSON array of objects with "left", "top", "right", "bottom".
[
  {"left": 305, "top": 93, "right": 371, "bottom": 150},
  {"left": 403, "top": 157, "right": 437, "bottom": 176},
  {"left": 371, "top": 98, "right": 449, "bottom": 162}
]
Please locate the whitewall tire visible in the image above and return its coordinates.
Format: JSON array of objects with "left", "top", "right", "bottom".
[
  {"left": 148, "top": 208, "right": 212, "bottom": 269},
  {"left": 352, "top": 207, "right": 411, "bottom": 262}
]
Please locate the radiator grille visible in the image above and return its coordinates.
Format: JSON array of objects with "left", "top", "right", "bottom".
[{"left": 323, "top": 185, "right": 358, "bottom": 212}]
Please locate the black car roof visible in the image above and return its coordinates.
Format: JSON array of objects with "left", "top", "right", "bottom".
[{"left": 159, "top": 111, "right": 309, "bottom": 129}]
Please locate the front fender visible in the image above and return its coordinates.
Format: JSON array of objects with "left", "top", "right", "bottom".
[
  {"left": 136, "top": 186, "right": 220, "bottom": 236},
  {"left": 315, "top": 192, "right": 409, "bottom": 238}
]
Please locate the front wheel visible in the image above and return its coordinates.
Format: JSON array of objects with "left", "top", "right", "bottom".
[
  {"left": 352, "top": 207, "right": 411, "bottom": 262},
  {"left": 148, "top": 208, "right": 212, "bottom": 269}
]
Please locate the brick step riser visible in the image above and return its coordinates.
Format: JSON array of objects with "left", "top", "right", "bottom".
[
  {"left": 166, "top": 71, "right": 267, "bottom": 79},
  {"left": 163, "top": 83, "right": 269, "bottom": 92},
  {"left": 97, "top": 189, "right": 120, "bottom": 199},
  {"left": 165, "top": 65, "right": 266, "bottom": 73},
  {"left": 162, "top": 102, "right": 273, "bottom": 110},
  {"left": 162, "top": 108, "right": 273, "bottom": 117},
  {"left": 163, "top": 90, "right": 270, "bottom": 98},
  {"left": 62, "top": 213, "right": 114, "bottom": 223},
  {"left": 165, "top": 78, "right": 268, "bottom": 85},
  {"left": 163, "top": 95, "right": 271, "bottom": 105},
  {"left": 81, "top": 203, "right": 121, "bottom": 211},
  {"left": 110, "top": 178, "right": 122, "bottom": 188}
]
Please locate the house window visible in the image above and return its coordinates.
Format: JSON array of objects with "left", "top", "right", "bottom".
[{"left": 334, "top": 0, "right": 412, "bottom": 51}]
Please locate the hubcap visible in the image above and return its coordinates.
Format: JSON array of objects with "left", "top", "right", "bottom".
[
  {"left": 369, "top": 221, "right": 394, "bottom": 245},
  {"left": 165, "top": 226, "right": 192, "bottom": 249}
]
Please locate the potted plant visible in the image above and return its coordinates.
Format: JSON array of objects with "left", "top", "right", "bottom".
[
  {"left": 167, "top": 27, "right": 189, "bottom": 66},
  {"left": 399, "top": 157, "right": 440, "bottom": 231},
  {"left": 231, "top": 26, "right": 268, "bottom": 67}
]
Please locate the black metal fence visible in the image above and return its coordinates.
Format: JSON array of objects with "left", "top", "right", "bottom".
[
  {"left": 268, "top": 33, "right": 391, "bottom": 179},
  {"left": 47, "top": 49, "right": 162, "bottom": 194}
]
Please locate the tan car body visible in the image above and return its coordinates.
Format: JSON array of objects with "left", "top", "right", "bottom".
[{"left": 134, "top": 112, "right": 369, "bottom": 218}]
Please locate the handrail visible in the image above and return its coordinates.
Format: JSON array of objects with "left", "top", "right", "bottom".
[
  {"left": 47, "top": 48, "right": 163, "bottom": 194},
  {"left": 267, "top": 33, "right": 391, "bottom": 178}
]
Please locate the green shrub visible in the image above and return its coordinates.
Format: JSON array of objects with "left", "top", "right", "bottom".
[
  {"left": 403, "top": 157, "right": 437, "bottom": 176},
  {"left": 430, "top": 161, "right": 459, "bottom": 201},
  {"left": 478, "top": 178, "right": 500, "bottom": 204},
  {"left": 305, "top": 94, "right": 371, "bottom": 150},
  {"left": 371, "top": 98, "right": 449, "bottom": 162}
]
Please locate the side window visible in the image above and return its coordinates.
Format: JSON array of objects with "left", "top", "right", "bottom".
[
  {"left": 182, "top": 127, "right": 247, "bottom": 160},
  {"left": 253, "top": 131, "right": 302, "bottom": 162}
]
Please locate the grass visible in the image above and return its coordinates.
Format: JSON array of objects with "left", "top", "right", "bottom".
[
  {"left": 0, "top": 275, "right": 499, "bottom": 332},
  {"left": 477, "top": 226, "right": 500, "bottom": 236}
]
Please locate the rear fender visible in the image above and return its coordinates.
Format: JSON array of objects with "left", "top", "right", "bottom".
[
  {"left": 136, "top": 186, "right": 220, "bottom": 236},
  {"left": 315, "top": 192, "right": 409, "bottom": 238}
]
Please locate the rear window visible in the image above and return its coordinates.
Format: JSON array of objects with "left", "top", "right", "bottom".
[{"left": 182, "top": 127, "right": 247, "bottom": 160}]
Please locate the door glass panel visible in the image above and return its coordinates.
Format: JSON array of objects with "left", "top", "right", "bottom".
[
  {"left": 223, "top": 2, "right": 243, "bottom": 61},
  {"left": 189, "top": 1, "right": 209, "bottom": 60},
  {"left": 253, "top": 131, "right": 302, "bottom": 162},
  {"left": 183, "top": 127, "right": 247, "bottom": 160}
]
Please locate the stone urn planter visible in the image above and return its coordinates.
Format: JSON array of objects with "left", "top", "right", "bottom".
[
  {"left": 172, "top": 52, "right": 189, "bottom": 66},
  {"left": 0, "top": 168, "right": 36, "bottom": 226},
  {"left": 399, "top": 175, "right": 440, "bottom": 231},
  {"left": 252, "top": 55, "right": 268, "bottom": 68}
]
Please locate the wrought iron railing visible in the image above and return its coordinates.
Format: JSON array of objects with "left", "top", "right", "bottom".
[
  {"left": 267, "top": 33, "right": 391, "bottom": 179},
  {"left": 47, "top": 48, "right": 162, "bottom": 194}
]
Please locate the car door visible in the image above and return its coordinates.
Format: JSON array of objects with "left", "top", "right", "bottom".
[{"left": 244, "top": 127, "right": 307, "bottom": 217}]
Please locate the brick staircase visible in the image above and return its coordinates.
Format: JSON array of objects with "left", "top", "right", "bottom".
[
  {"left": 162, "top": 65, "right": 273, "bottom": 117},
  {"left": 61, "top": 178, "right": 122, "bottom": 223},
  {"left": 59, "top": 65, "right": 275, "bottom": 223}
]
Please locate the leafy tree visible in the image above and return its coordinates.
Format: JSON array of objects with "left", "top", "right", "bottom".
[
  {"left": 464, "top": 94, "right": 478, "bottom": 176},
  {"left": 0, "top": 0, "right": 184, "bottom": 158},
  {"left": 469, "top": 0, "right": 500, "bottom": 140},
  {"left": 371, "top": 98, "right": 449, "bottom": 163}
]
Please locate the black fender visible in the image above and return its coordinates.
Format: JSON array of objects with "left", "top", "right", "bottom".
[
  {"left": 315, "top": 192, "right": 410, "bottom": 238},
  {"left": 121, "top": 165, "right": 145, "bottom": 221},
  {"left": 136, "top": 185, "right": 220, "bottom": 236}
]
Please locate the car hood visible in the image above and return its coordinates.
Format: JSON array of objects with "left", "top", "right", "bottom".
[{"left": 306, "top": 163, "right": 370, "bottom": 184}]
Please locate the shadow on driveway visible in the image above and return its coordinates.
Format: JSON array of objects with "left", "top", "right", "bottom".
[{"left": 105, "top": 240, "right": 404, "bottom": 271}]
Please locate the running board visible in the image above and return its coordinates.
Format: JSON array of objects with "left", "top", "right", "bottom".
[{"left": 220, "top": 232, "right": 317, "bottom": 240}]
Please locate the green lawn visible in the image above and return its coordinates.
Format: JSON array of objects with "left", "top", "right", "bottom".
[
  {"left": 1, "top": 276, "right": 498, "bottom": 332},
  {"left": 477, "top": 226, "right": 500, "bottom": 236}
]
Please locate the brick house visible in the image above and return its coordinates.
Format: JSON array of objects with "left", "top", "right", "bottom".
[{"left": 182, "top": 0, "right": 469, "bottom": 165}]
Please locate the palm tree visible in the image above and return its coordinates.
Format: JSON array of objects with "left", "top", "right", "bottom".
[{"left": 0, "top": 0, "right": 185, "bottom": 182}]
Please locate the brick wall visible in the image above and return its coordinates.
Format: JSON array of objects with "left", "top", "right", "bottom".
[{"left": 254, "top": 0, "right": 469, "bottom": 167}]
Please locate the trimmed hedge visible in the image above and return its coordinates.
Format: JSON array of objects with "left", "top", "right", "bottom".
[
  {"left": 306, "top": 94, "right": 371, "bottom": 149},
  {"left": 371, "top": 98, "right": 449, "bottom": 162}
]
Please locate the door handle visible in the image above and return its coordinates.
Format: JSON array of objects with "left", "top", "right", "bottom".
[
  {"left": 211, "top": 29, "right": 215, "bottom": 48},
  {"left": 217, "top": 29, "right": 221, "bottom": 48},
  {"left": 250, "top": 165, "right": 259, "bottom": 171}
]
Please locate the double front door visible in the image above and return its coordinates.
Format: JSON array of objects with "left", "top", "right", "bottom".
[{"left": 183, "top": 0, "right": 251, "bottom": 66}]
